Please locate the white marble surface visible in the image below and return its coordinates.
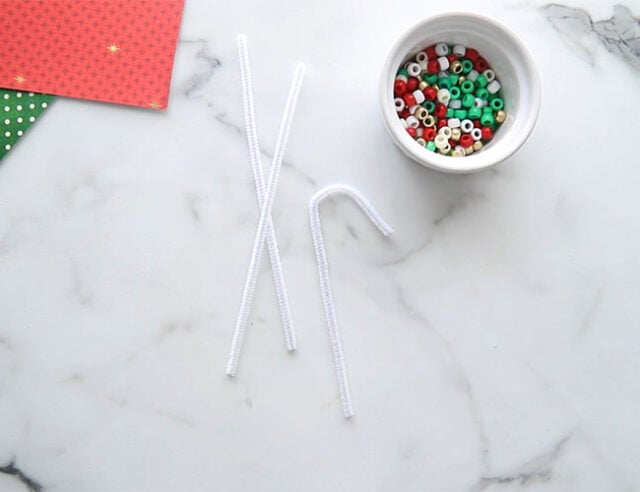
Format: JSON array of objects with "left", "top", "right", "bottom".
[{"left": 0, "top": 0, "right": 639, "bottom": 490}]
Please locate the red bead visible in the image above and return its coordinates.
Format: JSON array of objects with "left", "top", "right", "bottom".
[
  {"left": 427, "top": 60, "right": 440, "bottom": 74},
  {"left": 437, "top": 118, "right": 448, "bottom": 129},
  {"left": 449, "top": 139, "right": 456, "bottom": 147},
  {"left": 423, "top": 86, "right": 437, "bottom": 101},
  {"left": 481, "top": 126, "right": 493, "bottom": 140},
  {"left": 425, "top": 45, "right": 437, "bottom": 59},
  {"left": 447, "top": 53, "right": 457, "bottom": 63},
  {"left": 465, "top": 48, "right": 479, "bottom": 61},
  {"left": 394, "top": 79, "right": 406, "bottom": 96},
  {"left": 433, "top": 103, "right": 447, "bottom": 118},
  {"left": 423, "top": 127, "right": 436, "bottom": 141},
  {"left": 399, "top": 109, "right": 410, "bottom": 119},
  {"left": 475, "top": 57, "right": 488, "bottom": 72},
  {"left": 406, "top": 77, "right": 419, "bottom": 92},
  {"left": 459, "top": 134, "right": 474, "bottom": 147},
  {"left": 407, "top": 127, "right": 417, "bottom": 138},
  {"left": 422, "top": 86, "right": 438, "bottom": 101},
  {"left": 474, "top": 120, "right": 481, "bottom": 128},
  {"left": 403, "top": 93, "right": 416, "bottom": 107}
]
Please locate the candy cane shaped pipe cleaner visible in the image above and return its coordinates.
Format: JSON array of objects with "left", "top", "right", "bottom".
[
  {"left": 309, "top": 185, "right": 394, "bottom": 418},
  {"left": 226, "top": 59, "right": 305, "bottom": 377},
  {"left": 237, "top": 34, "right": 296, "bottom": 353}
]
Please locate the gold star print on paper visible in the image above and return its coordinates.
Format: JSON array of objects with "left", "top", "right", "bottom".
[
  {"left": 107, "top": 44, "right": 120, "bottom": 54},
  {"left": 149, "top": 101, "right": 162, "bottom": 110},
  {"left": 14, "top": 75, "right": 26, "bottom": 84}
]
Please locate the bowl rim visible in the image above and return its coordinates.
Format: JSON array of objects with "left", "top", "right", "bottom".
[{"left": 379, "top": 12, "right": 541, "bottom": 173}]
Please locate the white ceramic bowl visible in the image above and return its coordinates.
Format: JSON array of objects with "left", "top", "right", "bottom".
[{"left": 379, "top": 13, "right": 541, "bottom": 173}]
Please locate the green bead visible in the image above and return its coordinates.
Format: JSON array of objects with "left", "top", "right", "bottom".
[
  {"left": 462, "top": 93, "right": 475, "bottom": 108},
  {"left": 476, "top": 88, "right": 489, "bottom": 100},
  {"left": 468, "top": 107, "right": 482, "bottom": 119},
  {"left": 425, "top": 74, "right": 438, "bottom": 85},
  {"left": 448, "top": 74, "right": 459, "bottom": 86},
  {"left": 482, "top": 106, "right": 493, "bottom": 113},
  {"left": 480, "top": 112, "right": 495, "bottom": 126},
  {"left": 454, "top": 109, "right": 468, "bottom": 119},
  {"left": 446, "top": 108, "right": 455, "bottom": 118},
  {"left": 476, "top": 74, "right": 488, "bottom": 88},
  {"left": 490, "top": 97, "right": 504, "bottom": 110},
  {"left": 426, "top": 141, "right": 436, "bottom": 152},
  {"left": 460, "top": 80, "right": 474, "bottom": 94},
  {"left": 398, "top": 68, "right": 409, "bottom": 78},
  {"left": 449, "top": 86, "right": 461, "bottom": 99},
  {"left": 422, "top": 100, "right": 435, "bottom": 113},
  {"left": 438, "top": 77, "right": 451, "bottom": 89},
  {"left": 461, "top": 59, "right": 473, "bottom": 74}
]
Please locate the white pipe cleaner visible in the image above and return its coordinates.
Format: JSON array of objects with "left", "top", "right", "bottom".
[
  {"left": 309, "top": 184, "right": 394, "bottom": 418},
  {"left": 237, "top": 34, "right": 296, "bottom": 353},
  {"left": 227, "top": 47, "right": 305, "bottom": 377}
]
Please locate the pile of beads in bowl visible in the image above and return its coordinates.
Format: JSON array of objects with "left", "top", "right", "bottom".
[{"left": 394, "top": 42, "right": 507, "bottom": 157}]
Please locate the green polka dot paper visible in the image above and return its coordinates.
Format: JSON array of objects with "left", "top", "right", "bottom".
[{"left": 1, "top": 88, "right": 54, "bottom": 161}]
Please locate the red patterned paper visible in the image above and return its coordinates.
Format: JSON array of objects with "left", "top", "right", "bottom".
[{"left": 0, "top": 0, "right": 185, "bottom": 109}]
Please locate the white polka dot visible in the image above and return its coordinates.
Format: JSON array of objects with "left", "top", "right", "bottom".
[
  {"left": 17, "top": 130, "right": 23, "bottom": 136},
  {"left": 4, "top": 131, "right": 10, "bottom": 137},
  {"left": 29, "top": 116, "right": 35, "bottom": 122},
  {"left": 16, "top": 92, "right": 22, "bottom": 98},
  {"left": 29, "top": 103, "right": 35, "bottom": 109},
  {"left": 28, "top": 93, "right": 34, "bottom": 97},
  {"left": 4, "top": 119, "right": 9, "bottom": 125},
  {"left": 4, "top": 144, "right": 10, "bottom": 151},
  {"left": 16, "top": 117, "right": 23, "bottom": 123},
  {"left": 41, "top": 102, "right": 48, "bottom": 108},
  {"left": 16, "top": 105, "right": 22, "bottom": 111},
  {"left": 3, "top": 106, "right": 9, "bottom": 112},
  {"left": 3, "top": 94, "right": 8, "bottom": 100}
]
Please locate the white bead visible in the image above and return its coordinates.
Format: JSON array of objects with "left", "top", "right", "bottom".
[
  {"left": 455, "top": 145, "right": 465, "bottom": 153},
  {"left": 401, "top": 118, "right": 408, "bottom": 129},
  {"left": 487, "top": 80, "right": 501, "bottom": 94},
  {"left": 418, "top": 59, "right": 428, "bottom": 71},
  {"left": 412, "top": 89, "right": 425, "bottom": 104},
  {"left": 438, "top": 143, "right": 451, "bottom": 154},
  {"left": 438, "top": 126, "right": 452, "bottom": 138},
  {"left": 434, "top": 134, "right": 449, "bottom": 149},
  {"left": 407, "top": 63, "right": 421, "bottom": 77},
  {"left": 394, "top": 98, "right": 405, "bottom": 112},
  {"left": 396, "top": 74, "right": 408, "bottom": 83},
  {"left": 437, "top": 56, "right": 450, "bottom": 71},
  {"left": 408, "top": 104, "right": 419, "bottom": 115},
  {"left": 483, "top": 69, "right": 496, "bottom": 82},
  {"left": 475, "top": 97, "right": 487, "bottom": 108},
  {"left": 471, "top": 128, "right": 483, "bottom": 141},
  {"left": 460, "top": 119, "right": 474, "bottom": 133},
  {"left": 453, "top": 44, "right": 466, "bottom": 57},
  {"left": 467, "top": 70, "right": 479, "bottom": 82},
  {"left": 406, "top": 116, "right": 420, "bottom": 129},
  {"left": 449, "top": 99, "right": 462, "bottom": 109},
  {"left": 435, "top": 43, "right": 448, "bottom": 56},
  {"left": 416, "top": 51, "right": 428, "bottom": 63},
  {"left": 448, "top": 117, "right": 461, "bottom": 128},
  {"left": 438, "top": 71, "right": 448, "bottom": 79},
  {"left": 437, "top": 88, "right": 451, "bottom": 105},
  {"left": 416, "top": 127, "right": 423, "bottom": 137}
]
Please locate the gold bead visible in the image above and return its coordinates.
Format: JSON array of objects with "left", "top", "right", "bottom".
[
  {"left": 438, "top": 146, "right": 450, "bottom": 155},
  {"left": 423, "top": 115, "right": 436, "bottom": 127},
  {"left": 464, "top": 145, "right": 474, "bottom": 155},
  {"left": 418, "top": 81, "right": 428, "bottom": 90},
  {"left": 451, "top": 149, "right": 464, "bottom": 157},
  {"left": 473, "top": 141, "right": 484, "bottom": 151},
  {"left": 415, "top": 138, "right": 426, "bottom": 146},
  {"left": 495, "top": 110, "right": 507, "bottom": 123},
  {"left": 451, "top": 128, "right": 461, "bottom": 141},
  {"left": 458, "top": 76, "right": 466, "bottom": 83},
  {"left": 415, "top": 107, "right": 428, "bottom": 120},
  {"left": 450, "top": 60, "right": 463, "bottom": 74}
]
